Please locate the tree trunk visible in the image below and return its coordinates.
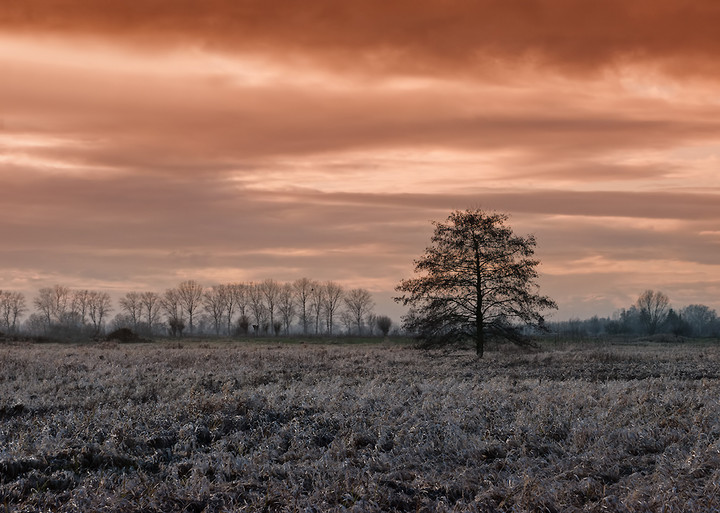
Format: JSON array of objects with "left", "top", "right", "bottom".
[
  {"left": 475, "top": 241, "right": 484, "bottom": 358},
  {"left": 475, "top": 283, "right": 484, "bottom": 357}
]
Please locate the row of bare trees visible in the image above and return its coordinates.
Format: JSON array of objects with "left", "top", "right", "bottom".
[
  {"left": 0, "top": 290, "right": 27, "bottom": 333},
  {"left": 20, "top": 285, "right": 113, "bottom": 336},
  {"left": 115, "top": 279, "right": 382, "bottom": 337},
  {"left": 2, "top": 278, "right": 394, "bottom": 338}
]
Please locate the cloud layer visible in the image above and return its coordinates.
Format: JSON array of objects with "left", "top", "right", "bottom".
[
  {"left": 4, "top": 0, "right": 720, "bottom": 77},
  {"left": 1, "top": 1, "right": 720, "bottom": 321}
]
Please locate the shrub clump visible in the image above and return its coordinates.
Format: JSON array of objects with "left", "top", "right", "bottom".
[{"left": 104, "top": 328, "right": 145, "bottom": 343}]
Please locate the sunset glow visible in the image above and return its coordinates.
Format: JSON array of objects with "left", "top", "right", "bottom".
[{"left": 2, "top": 1, "right": 720, "bottom": 320}]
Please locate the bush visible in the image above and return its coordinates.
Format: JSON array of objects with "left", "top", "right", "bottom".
[{"left": 104, "top": 328, "right": 144, "bottom": 343}]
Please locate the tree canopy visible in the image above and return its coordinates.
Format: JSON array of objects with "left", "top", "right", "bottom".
[
  {"left": 395, "top": 209, "right": 556, "bottom": 356},
  {"left": 635, "top": 289, "right": 670, "bottom": 336}
]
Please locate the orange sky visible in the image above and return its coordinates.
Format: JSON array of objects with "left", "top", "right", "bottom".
[{"left": 1, "top": 0, "right": 720, "bottom": 321}]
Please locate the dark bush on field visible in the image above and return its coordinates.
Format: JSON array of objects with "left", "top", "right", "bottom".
[
  {"left": 104, "top": 328, "right": 145, "bottom": 343},
  {"left": 376, "top": 316, "right": 393, "bottom": 337},
  {"left": 0, "top": 331, "right": 40, "bottom": 344}
]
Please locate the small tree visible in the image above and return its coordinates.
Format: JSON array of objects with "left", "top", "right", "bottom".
[
  {"left": 51, "top": 285, "right": 72, "bottom": 326},
  {"left": 681, "top": 304, "right": 717, "bottom": 337},
  {"left": 71, "top": 289, "right": 92, "bottom": 328},
  {"left": 0, "top": 291, "right": 26, "bottom": 333},
  {"left": 119, "top": 292, "right": 143, "bottom": 331},
  {"left": 248, "top": 283, "right": 267, "bottom": 335},
  {"left": 322, "top": 281, "right": 344, "bottom": 336},
  {"left": 140, "top": 291, "right": 161, "bottom": 335},
  {"left": 228, "top": 283, "right": 247, "bottom": 335},
  {"left": 34, "top": 287, "right": 55, "bottom": 330},
  {"left": 309, "top": 284, "right": 325, "bottom": 334},
  {"left": 343, "top": 288, "right": 375, "bottom": 335},
  {"left": 177, "top": 280, "right": 203, "bottom": 334},
  {"left": 168, "top": 317, "right": 185, "bottom": 337},
  {"left": 203, "top": 285, "right": 229, "bottom": 336},
  {"left": 162, "top": 288, "right": 184, "bottom": 336},
  {"left": 293, "top": 277, "right": 316, "bottom": 335},
  {"left": 636, "top": 290, "right": 670, "bottom": 336},
  {"left": 665, "top": 308, "right": 691, "bottom": 337},
  {"left": 260, "top": 279, "right": 280, "bottom": 336},
  {"left": 395, "top": 209, "right": 556, "bottom": 357},
  {"left": 277, "top": 283, "right": 296, "bottom": 335},
  {"left": 87, "top": 291, "right": 113, "bottom": 335},
  {"left": 34, "top": 285, "right": 71, "bottom": 331},
  {"left": 376, "top": 315, "right": 393, "bottom": 337},
  {"left": 237, "top": 314, "right": 250, "bottom": 336},
  {"left": 340, "top": 310, "right": 355, "bottom": 335}
]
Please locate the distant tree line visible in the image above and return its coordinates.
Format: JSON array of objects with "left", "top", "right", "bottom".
[
  {"left": 549, "top": 290, "right": 720, "bottom": 339},
  {"left": 2, "top": 279, "right": 396, "bottom": 339}
]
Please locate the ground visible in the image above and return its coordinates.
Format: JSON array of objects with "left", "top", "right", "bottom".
[{"left": 1, "top": 339, "right": 719, "bottom": 512}]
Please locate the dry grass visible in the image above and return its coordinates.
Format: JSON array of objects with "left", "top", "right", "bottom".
[{"left": 1, "top": 340, "right": 720, "bottom": 512}]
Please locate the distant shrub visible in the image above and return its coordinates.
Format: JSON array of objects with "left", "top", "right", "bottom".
[
  {"left": 104, "top": 328, "right": 144, "bottom": 343},
  {"left": 376, "top": 316, "right": 392, "bottom": 337}
]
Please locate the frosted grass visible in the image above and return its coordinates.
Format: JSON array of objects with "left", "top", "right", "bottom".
[{"left": 1, "top": 341, "right": 720, "bottom": 511}]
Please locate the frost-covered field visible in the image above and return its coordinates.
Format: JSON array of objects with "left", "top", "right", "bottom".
[{"left": 2, "top": 341, "right": 720, "bottom": 512}]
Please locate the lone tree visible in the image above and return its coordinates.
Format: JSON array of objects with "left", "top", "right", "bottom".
[
  {"left": 376, "top": 315, "right": 393, "bottom": 337},
  {"left": 395, "top": 208, "right": 556, "bottom": 357},
  {"left": 636, "top": 289, "right": 670, "bottom": 335}
]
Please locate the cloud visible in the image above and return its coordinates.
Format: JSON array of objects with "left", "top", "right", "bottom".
[
  {"left": 3, "top": 0, "right": 720, "bottom": 78},
  {"left": 1, "top": 170, "right": 717, "bottom": 271},
  {"left": 2, "top": 167, "right": 719, "bottom": 318},
  {"left": 481, "top": 190, "right": 720, "bottom": 222},
  {"left": 5, "top": 43, "right": 720, "bottom": 182}
]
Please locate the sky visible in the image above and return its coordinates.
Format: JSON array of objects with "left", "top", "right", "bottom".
[{"left": 1, "top": 0, "right": 720, "bottom": 322}]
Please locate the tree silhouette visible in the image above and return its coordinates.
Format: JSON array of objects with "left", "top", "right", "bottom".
[
  {"left": 344, "top": 288, "right": 375, "bottom": 335},
  {"left": 161, "top": 288, "right": 184, "bottom": 336},
  {"left": 177, "top": 280, "right": 203, "bottom": 334},
  {"left": 636, "top": 290, "right": 670, "bottom": 335},
  {"left": 322, "top": 281, "right": 344, "bottom": 336},
  {"left": 87, "top": 291, "right": 112, "bottom": 335},
  {"left": 293, "top": 277, "right": 316, "bottom": 335},
  {"left": 119, "top": 292, "right": 142, "bottom": 330},
  {"left": 260, "top": 279, "right": 280, "bottom": 336},
  {"left": 203, "top": 285, "right": 229, "bottom": 335},
  {"left": 681, "top": 304, "right": 717, "bottom": 337},
  {"left": 277, "top": 283, "right": 296, "bottom": 335},
  {"left": 140, "top": 291, "right": 161, "bottom": 334},
  {"left": 395, "top": 209, "right": 556, "bottom": 357},
  {"left": 375, "top": 315, "right": 393, "bottom": 337},
  {"left": 0, "top": 291, "right": 26, "bottom": 333}
]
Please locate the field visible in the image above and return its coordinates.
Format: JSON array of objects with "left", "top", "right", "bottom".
[{"left": 2, "top": 339, "right": 720, "bottom": 512}]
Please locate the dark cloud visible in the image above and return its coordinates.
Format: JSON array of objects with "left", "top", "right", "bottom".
[
  {"left": 4, "top": 55, "right": 720, "bottom": 173},
  {"left": 3, "top": 0, "right": 720, "bottom": 77}
]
